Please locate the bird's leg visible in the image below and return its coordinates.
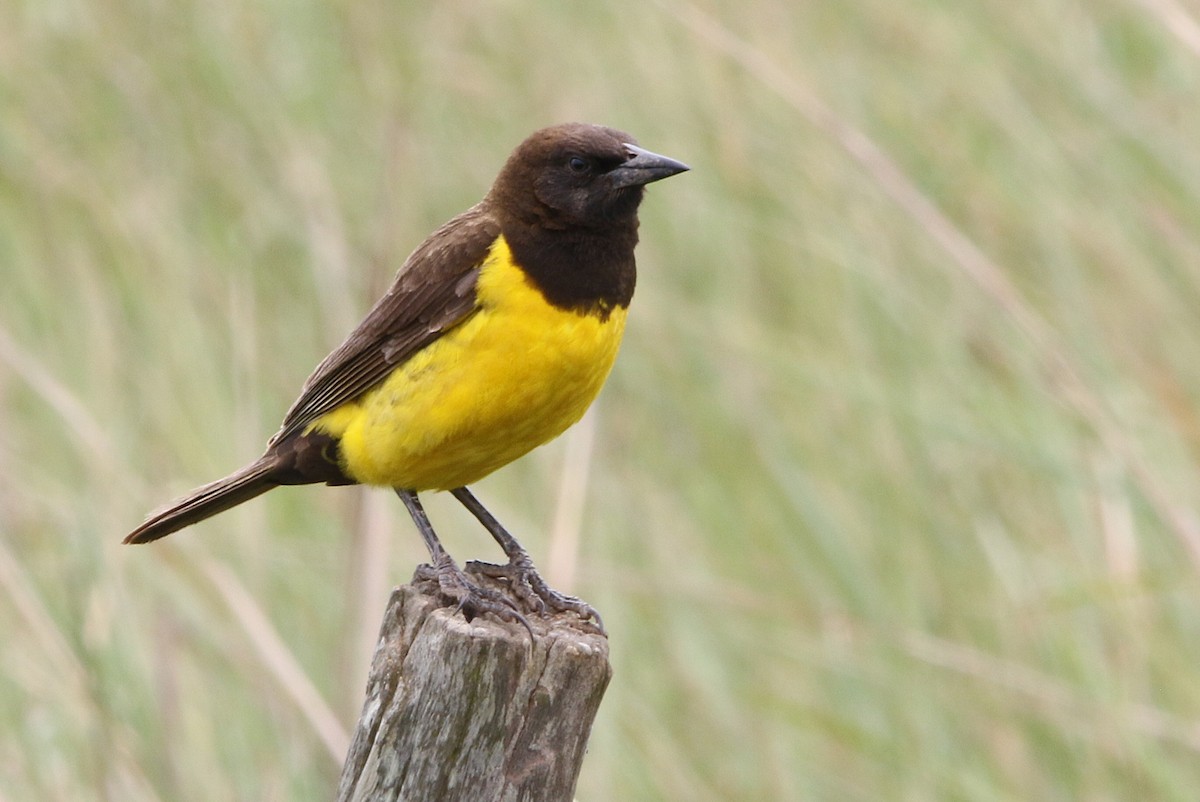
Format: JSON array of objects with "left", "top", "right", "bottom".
[
  {"left": 395, "top": 488, "right": 532, "bottom": 637},
  {"left": 451, "top": 486, "right": 604, "bottom": 632}
]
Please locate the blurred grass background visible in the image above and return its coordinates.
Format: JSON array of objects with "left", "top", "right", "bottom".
[{"left": 4, "top": 0, "right": 1200, "bottom": 798}]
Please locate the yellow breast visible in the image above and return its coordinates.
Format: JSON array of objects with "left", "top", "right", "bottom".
[{"left": 311, "top": 235, "right": 627, "bottom": 490}]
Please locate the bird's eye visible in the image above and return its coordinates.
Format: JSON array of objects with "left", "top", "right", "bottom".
[{"left": 567, "top": 156, "right": 589, "bottom": 174}]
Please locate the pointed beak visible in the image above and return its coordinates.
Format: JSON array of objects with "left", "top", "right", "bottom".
[{"left": 609, "top": 143, "right": 690, "bottom": 189}]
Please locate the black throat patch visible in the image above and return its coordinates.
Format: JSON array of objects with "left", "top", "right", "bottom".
[{"left": 503, "top": 224, "right": 638, "bottom": 319}]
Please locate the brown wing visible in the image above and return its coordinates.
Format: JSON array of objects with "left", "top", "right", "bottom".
[{"left": 269, "top": 203, "right": 500, "bottom": 445}]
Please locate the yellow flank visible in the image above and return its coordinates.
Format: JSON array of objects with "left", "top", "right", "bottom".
[{"left": 309, "top": 235, "right": 627, "bottom": 490}]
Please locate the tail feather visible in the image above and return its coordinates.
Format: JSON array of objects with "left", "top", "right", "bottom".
[{"left": 124, "top": 457, "right": 280, "bottom": 544}]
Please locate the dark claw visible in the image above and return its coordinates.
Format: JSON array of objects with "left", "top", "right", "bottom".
[
  {"left": 465, "top": 555, "right": 605, "bottom": 634},
  {"left": 415, "top": 559, "right": 534, "bottom": 639}
]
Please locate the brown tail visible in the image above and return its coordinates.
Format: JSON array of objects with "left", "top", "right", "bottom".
[{"left": 124, "top": 456, "right": 280, "bottom": 544}]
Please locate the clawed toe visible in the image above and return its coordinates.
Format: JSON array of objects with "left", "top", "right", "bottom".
[
  {"left": 465, "top": 557, "right": 605, "bottom": 634},
  {"left": 415, "top": 559, "right": 533, "bottom": 638},
  {"left": 401, "top": 488, "right": 604, "bottom": 638}
]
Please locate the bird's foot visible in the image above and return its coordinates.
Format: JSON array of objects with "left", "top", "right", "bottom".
[
  {"left": 465, "top": 553, "right": 605, "bottom": 634},
  {"left": 414, "top": 556, "right": 533, "bottom": 638}
]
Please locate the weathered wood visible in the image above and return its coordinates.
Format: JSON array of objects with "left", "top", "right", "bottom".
[{"left": 336, "top": 577, "right": 611, "bottom": 802}]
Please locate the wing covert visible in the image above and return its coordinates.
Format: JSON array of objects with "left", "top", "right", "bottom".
[{"left": 269, "top": 205, "right": 500, "bottom": 445}]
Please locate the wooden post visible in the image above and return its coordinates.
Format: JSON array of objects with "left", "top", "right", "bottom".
[{"left": 336, "top": 577, "right": 612, "bottom": 802}]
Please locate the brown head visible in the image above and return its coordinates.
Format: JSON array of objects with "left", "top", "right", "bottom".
[
  {"left": 487, "top": 122, "right": 689, "bottom": 231},
  {"left": 483, "top": 123, "right": 688, "bottom": 313}
]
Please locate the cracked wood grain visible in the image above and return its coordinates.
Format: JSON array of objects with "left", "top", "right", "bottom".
[{"left": 336, "top": 580, "right": 611, "bottom": 802}]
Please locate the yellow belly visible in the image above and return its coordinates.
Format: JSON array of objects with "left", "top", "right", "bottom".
[{"left": 309, "top": 235, "right": 627, "bottom": 490}]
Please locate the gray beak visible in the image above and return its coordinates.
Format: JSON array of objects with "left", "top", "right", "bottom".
[{"left": 609, "top": 143, "right": 691, "bottom": 189}]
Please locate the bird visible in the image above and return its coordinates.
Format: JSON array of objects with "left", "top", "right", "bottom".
[{"left": 125, "top": 122, "right": 688, "bottom": 632}]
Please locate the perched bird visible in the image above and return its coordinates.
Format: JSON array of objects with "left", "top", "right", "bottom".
[{"left": 125, "top": 122, "right": 688, "bottom": 631}]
